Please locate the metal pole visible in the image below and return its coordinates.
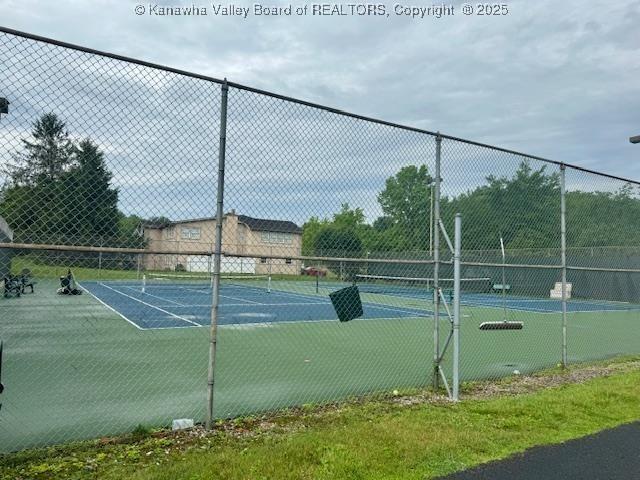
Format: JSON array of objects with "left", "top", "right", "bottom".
[
  {"left": 452, "top": 213, "right": 461, "bottom": 401},
  {"left": 500, "top": 236, "right": 506, "bottom": 322},
  {"left": 433, "top": 133, "right": 442, "bottom": 389},
  {"left": 429, "top": 183, "right": 434, "bottom": 257},
  {"left": 206, "top": 80, "right": 229, "bottom": 430},
  {"left": 560, "top": 164, "right": 568, "bottom": 368}
]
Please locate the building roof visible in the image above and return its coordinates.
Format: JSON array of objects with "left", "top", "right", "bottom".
[
  {"left": 143, "top": 213, "right": 301, "bottom": 234},
  {"left": 237, "top": 215, "right": 301, "bottom": 234}
]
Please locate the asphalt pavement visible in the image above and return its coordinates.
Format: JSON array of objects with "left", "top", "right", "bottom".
[{"left": 438, "top": 421, "right": 640, "bottom": 480}]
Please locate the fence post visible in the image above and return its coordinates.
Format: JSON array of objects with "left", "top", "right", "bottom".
[
  {"left": 560, "top": 164, "right": 568, "bottom": 368},
  {"left": 206, "top": 79, "right": 229, "bottom": 430},
  {"left": 452, "top": 213, "right": 461, "bottom": 401},
  {"left": 433, "top": 133, "right": 442, "bottom": 389}
]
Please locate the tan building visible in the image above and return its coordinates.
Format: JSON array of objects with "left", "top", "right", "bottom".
[{"left": 142, "top": 210, "right": 302, "bottom": 275}]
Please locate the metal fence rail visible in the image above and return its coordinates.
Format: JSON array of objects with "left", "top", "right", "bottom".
[{"left": 1, "top": 26, "right": 640, "bottom": 452}]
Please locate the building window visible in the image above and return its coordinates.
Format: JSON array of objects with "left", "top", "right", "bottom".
[
  {"left": 260, "top": 258, "right": 267, "bottom": 264},
  {"left": 181, "top": 227, "right": 201, "bottom": 240},
  {"left": 260, "top": 231, "right": 293, "bottom": 244},
  {"left": 285, "top": 258, "right": 292, "bottom": 264},
  {"left": 164, "top": 227, "right": 175, "bottom": 239}
]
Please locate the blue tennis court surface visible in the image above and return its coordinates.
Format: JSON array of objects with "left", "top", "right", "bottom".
[
  {"left": 460, "top": 292, "right": 640, "bottom": 313},
  {"left": 348, "top": 279, "right": 640, "bottom": 314},
  {"left": 80, "top": 279, "right": 639, "bottom": 330},
  {"left": 80, "top": 280, "right": 430, "bottom": 330}
]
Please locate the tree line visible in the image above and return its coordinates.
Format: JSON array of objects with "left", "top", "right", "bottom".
[
  {"left": 302, "top": 162, "right": 640, "bottom": 261},
  {"left": 4, "top": 114, "right": 639, "bottom": 270},
  {"left": 0, "top": 113, "right": 145, "bottom": 266}
]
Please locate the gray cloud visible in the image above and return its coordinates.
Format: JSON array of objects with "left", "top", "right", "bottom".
[{"left": 1, "top": 0, "right": 639, "bottom": 224}]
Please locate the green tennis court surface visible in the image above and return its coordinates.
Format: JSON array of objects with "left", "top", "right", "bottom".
[{"left": 1, "top": 277, "right": 639, "bottom": 451}]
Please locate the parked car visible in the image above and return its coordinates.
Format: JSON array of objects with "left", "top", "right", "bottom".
[{"left": 301, "top": 266, "right": 327, "bottom": 277}]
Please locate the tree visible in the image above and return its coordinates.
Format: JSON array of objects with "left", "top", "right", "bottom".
[
  {"left": 566, "top": 186, "right": 640, "bottom": 247},
  {"left": 66, "top": 139, "right": 120, "bottom": 243},
  {"left": 118, "top": 214, "right": 146, "bottom": 248},
  {"left": 313, "top": 226, "right": 363, "bottom": 257},
  {"left": 0, "top": 113, "right": 76, "bottom": 243},
  {"left": 301, "top": 204, "right": 368, "bottom": 256},
  {"left": 0, "top": 114, "right": 127, "bottom": 250},
  {"left": 443, "top": 161, "right": 560, "bottom": 250},
  {"left": 313, "top": 225, "right": 363, "bottom": 279},
  {"left": 332, "top": 204, "right": 366, "bottom": 230},
  {"left": 301, "top": 216, "right": 328, "bottom": 255},
  {"left": 3, "top": 113, "right": 75, "bottom": 186},
  {"left": 377, "top": 165, "right": 432, "bottom": 251}
]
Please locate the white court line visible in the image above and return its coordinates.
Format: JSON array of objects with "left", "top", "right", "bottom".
[
  {"left": 142, "top": 284, "right": 264, "bottom": 305},
  {"left": 134, "top": 324, "right": 202, "bottom": 330},
  {"left": 219, "top": 293, "right": 264, "bottom": 305},
  {"left": 79, "top": 282, "right": 144, "bottom": 331},
  {"left": 98, "top": 283, "right": 201, "bottom": 327},
  {"left": 466, "top": 295, "right": 638, "bottom": 309},
  {"left": 169, "top": 301, "right": 332, "bottom": 308},
  {"left": 124, "top": 285, "right": 186, "bottom": 306}
]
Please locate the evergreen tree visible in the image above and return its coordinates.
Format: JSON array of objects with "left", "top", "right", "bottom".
[
  {"left": 67, "top": 139, "right": 120, "bottom": 243},
  {"left": 3, "top": 113, "right": 75, "bottom": 186}
]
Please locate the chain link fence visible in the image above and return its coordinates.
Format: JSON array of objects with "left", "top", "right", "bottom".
[{"left": 1, "top": 26, "right": 640, "bottom": 452}]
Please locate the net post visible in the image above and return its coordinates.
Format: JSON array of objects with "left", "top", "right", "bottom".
[
  {"left": 560, "top": 164, "right": 568, "bottom": 368},
  {"left": 452, "top": 213, "right": 461, "bottom": 401},
  {"left": 433, "top": 133, "right": 442, "bottom": 389},
  {"left": 268, "top": 247, "right": 272, "bottom": 294},
  {"left": 98, "top": 251, "right": 102, "bottom": 282},
  {"left": 206, "top": 79, "right": 228, "bottom": 430},
  {"left": 136, "top": 253, "right": 141, "bottom": 280},
  {"left": 209, "top": 254, "right": 214, "bottom": 289}
]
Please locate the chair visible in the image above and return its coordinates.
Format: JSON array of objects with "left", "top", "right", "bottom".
[
  {"left": 3, "top": 274, "right": 22, "bottom": 298},
  {"left": 20, "top": 268, "right": 36, "bottom": 294}
]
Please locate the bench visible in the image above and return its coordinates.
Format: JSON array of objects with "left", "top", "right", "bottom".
[
  {"left": 492, "top": 284, "right": 511, "bottom": 293},
  {"left": 550, "top": 282, "right": 572, "bottom": 299},
  {"left": 3, "top": 274, "right": 22, "bottom": 297}
]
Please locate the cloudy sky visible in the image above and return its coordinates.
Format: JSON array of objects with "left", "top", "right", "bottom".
[{"left": 1, "top": 0, "right": 639, "bottom": 223}]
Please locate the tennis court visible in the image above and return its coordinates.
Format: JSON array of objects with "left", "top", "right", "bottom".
[
  {"left": 80, "top": 274, "right": 431, "bottom": 330},
  {"left": 80, "top": 273, "right": 640, "bottom": 332},
  {"left": 3, "top": 270, "right": 640, "bottom": 451}
]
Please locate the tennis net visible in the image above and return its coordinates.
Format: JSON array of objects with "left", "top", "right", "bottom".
[
  {"left": 143, "top": 273, "right": 270, "bottom": 291},
  {"left": 354, "top": 274, "right": 492, "bottom": 296}
]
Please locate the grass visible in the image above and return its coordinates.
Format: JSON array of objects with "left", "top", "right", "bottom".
[
  {"left": 11, "top": 255, "right": 142, "bottom": 280},
  {"left": 10, "top": 254, "right": 338, "bottom": 282},
  {"left": 2, "top": 360, "right": 640, "bottom": 479}
]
